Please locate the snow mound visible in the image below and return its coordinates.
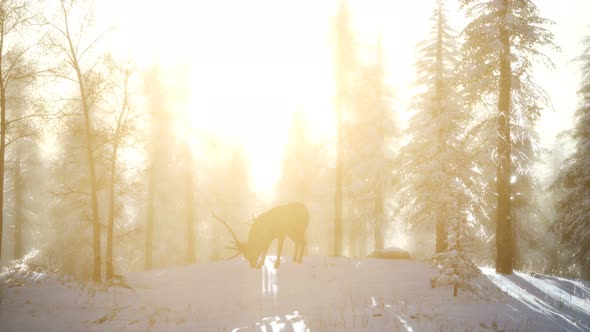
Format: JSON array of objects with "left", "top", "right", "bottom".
[
  {"left": 366, "top": 247, "right": 411, "bottom": 259},
  {"left": 0, "top": 257, "right": 589, "bottom": 331}
]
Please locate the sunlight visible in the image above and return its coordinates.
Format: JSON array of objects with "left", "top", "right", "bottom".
[
  {"left": 262, "top": 256, "right": 279, "bottom": 300},
  {"left": 96, "top": 0, "right": 437, "bottom": 197},
  {"left": 480, "top": 268, "right": 586, "bottom": 330},
  {"left": 94, "top": 0, "right": 578, "bottom": 200}
]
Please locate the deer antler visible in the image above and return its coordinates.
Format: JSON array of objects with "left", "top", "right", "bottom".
[{"left": 211, "top": 211, "right": 242, "bottom": 244}]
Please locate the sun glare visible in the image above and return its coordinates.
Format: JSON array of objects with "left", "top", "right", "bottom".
[{"left": 98, "top": 0, "right": 450, "bottom": 197}]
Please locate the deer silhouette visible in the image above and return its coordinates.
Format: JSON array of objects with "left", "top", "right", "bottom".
[{"left": 212, "top": 202, "right": 309, "bottom": 269}]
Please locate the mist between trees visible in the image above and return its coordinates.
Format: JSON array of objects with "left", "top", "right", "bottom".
[{"left": 0, "top": 0, "right": 588, "bottom": 287}]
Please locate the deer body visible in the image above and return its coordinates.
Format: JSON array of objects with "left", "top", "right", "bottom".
[{"left": 213, "top": 202, "right": 309, "bottom": 269}]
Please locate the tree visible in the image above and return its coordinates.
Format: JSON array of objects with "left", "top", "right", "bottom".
[
  {"left": 7, "top": 81, "right": 43, "bottom": 260},
  {"left": 103, "top": 58, "right": 140, "bottom": 280},
  {"left": 278, "top": 111, "right": 336, "bottom": 256},
  {"left": 48, "top": 0, "right": 109, "bottom": 281},
  {"left": 184, "top": 140, "right": 196, "bottom": 265},
  {"left": 459, "top": 0, "right": 555, "bottom": 274},
  {"left": 553, "top": 32, "right": 590, "bottom": 279},
  {"left": 0, "top": 0, "right": 43, "bottom": 263},
  {"left": 142, "top": 60, "right": 168, "bottom": 270},
  {"left": 345, "top": 33, "right": 395, "bottom": 255},
  {"left": 278, "top": 111, "right": 315, "bottom": 203},
  {"left": 431, "top": 198, "right": 481, "bottom": 296},
  {"left": 333, "top": 0, "right": 355, "bottom": 256},
  {"left": 399, "top": 0, "right": 470, "bottom": 255},
  {"left": 205, "top": 142, "right": 252, "bottom": 261}
]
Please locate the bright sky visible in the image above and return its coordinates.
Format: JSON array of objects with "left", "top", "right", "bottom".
[{"left": 96, "top": 0, "right": 589, "bottom": 198}]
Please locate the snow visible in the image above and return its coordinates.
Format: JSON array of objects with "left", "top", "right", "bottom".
[{"left": 1, "top": 257, "right": 589, "bottom": 331}]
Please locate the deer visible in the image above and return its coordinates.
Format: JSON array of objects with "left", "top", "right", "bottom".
[{"left": 212, "top": 202, "right": 309, "bottom": 269}]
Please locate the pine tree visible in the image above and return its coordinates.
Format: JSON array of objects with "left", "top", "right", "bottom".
[
  {"left": 143, "top": 61, "right": 167, "bottom": 270},
  {"left": 205, "top": 141, "right": 252, "bottom": 261},
  {"left": 278, "top": 111, "right": 316, "bottom": 203},
  {"left": 431, "top": 200, "right": 481, "bottom": 296},
  {"left": 554, "top": 32, "right": 590, "bottom": 279},
  {"left": 345, "top": 33, "right": 395, "bottom": 255},
  {"left": 333, "top": 0, "right": 355, "bottom": 256},
  {"left": 459, "top": 0, "right": 555, "bottom": 274},
  {"left": 399, "top": 0, "right": 470, "bottom": 255},
  {"left": 279, "top": 111, "right": 334, "bottom": 255}
]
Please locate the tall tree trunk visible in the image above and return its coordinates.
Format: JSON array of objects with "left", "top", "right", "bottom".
[
  {"left": 106, "top": 136, "right": 120, "bottom": 280},
  {"left": 373, "top": 29, "right": 385, "bottom": 253},
  {"left": 0, "top": 84, "right": 6, "bottom": 263},
  {"left": 435, "top": 211, "right": 448, "bottom": 253},
  {"left": 106, "top": 73, "right": 129, "bottom": 280},
  {"left": 61, "top": 4, "right": 102, "bottom": 282},
  {"left": 80, "top": 85, "right": 101, "bottom": 283},
  {"left": 496, "top": 5, "right": 513, "bottom": 274},
  {"left": 0, "top": 19, "right": 6, "bottom": 262},
  {"left": 145, "top": 159, "right": 155, "bottom": 270},
  {"left": 434, "top": 0, "right": 448, "bottom": 254},
  {"left": 334, "top": 104, "right": 343, "bottom": 257},
  {"left": 185, "top": 143, "right": 196, "bottom": 264},
  {"left": 348, "top": 215, "right": 357, "bottom": 256},
  {"left": 13, "top": 146, "right": 23, "bottom": 259},
  {"left": 333, "top": 0, "right": 349, "bottom": 257},
  {"left": 374, "top": 192, "right": 384, "bottom": 251}
]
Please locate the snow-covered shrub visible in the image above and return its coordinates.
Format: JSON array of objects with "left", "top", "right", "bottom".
[{"left": 431, "top": 205, "right": 481, "bottom": 294}]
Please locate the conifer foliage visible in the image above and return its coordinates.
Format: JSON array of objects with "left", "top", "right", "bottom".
[
  {"left": 431, "top": 200, "right": 481, "bottom": 295},
  {"left": 399, "top": 0, "right": 470, "bottom": 254},
  {"left": 554, "top": 33, "right": 590, "bottom": 279},
  {"left": 459, "top": 0, "right": 555, "bottom": 274}
]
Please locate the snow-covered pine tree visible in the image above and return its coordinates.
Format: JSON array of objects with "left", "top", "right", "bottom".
[
  {"left": 553, "top": 32, "right": 590, "bottom": 279},
  {"left": 459, "top": 0, "right": 555, "bottom": 274},
  {"left": 333, "top": 0, "right": 356, "bottom": 257},
  {"left": 431, "top": 197, "right": 481, "bottom": 296},
  {"left": 399, "top": 0, "right": 472, "bottom": 255},
  {"left": 278, "top": 111, "right": 334, "bottom": 255},
  {"left": 203, "top": 141, "right": 253, "bottom": 261},
  {"left": 345, "top": 33, "right": 396, "bottom": 255},
  {"left": 278, "top": 111, "right": 317, "bottom": 204}
]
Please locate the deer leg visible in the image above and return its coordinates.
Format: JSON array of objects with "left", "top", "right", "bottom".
[
  {"left": 256, "top": 246, "right": 270, "bottom": 269},
  {"left": 274, "top": 237, "right": 284, "bottom": 269},
  {"left": 297, "top": 240, "right": 306, "bottom": 263},
  {"left": 293, "top": 241, "right": 300, "bottom": 262}
]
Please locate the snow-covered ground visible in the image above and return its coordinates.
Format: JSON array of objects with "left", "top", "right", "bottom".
[{"left": 1, "top": 256, "right": 589, "bottom": 331}]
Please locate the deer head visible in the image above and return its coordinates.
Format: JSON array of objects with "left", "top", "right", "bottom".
[{"left": 212, "top": 202, "right": 309, "bottom": 269}]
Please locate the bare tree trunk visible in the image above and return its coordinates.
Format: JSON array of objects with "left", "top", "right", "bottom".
[
  {"left": 0, "top": 80, "right": 6, "bottom": 263},
  {"left": 334, "top": 0, "right": 350, "bottom": 257},
  {"left": 373, "top": 30, "right": 385, "bottom": 253},
  {"left": 145, "top": 109, "right": 158, "bottom": 270},
  {"left": 334, "top": 106, "right": 343, "bottom": 257},
  {"left": 80, "top": 82, "right": 102, "bottom": 283},
  {"left": 185, "top": 143, "right": 196, "bottom": 264},
  {"left": 106, "top": 70, "right": 130, "bottom": 280},
  {"left": 145, "top": 159, "right": 155, "bottom": 270},
  {"left": 106, "top": 133, "right": 121, "bottom": 280},
  {"left": 61, "top": 6, "right": 102, "bottom": 282},
  {"left": 13, "top": 147, "right": 23, "bottom": 259},
  {"left": 496, "top": 3, "right": 513, "bottom": 274},
  {"left": 348, "top": 210, "right": 357, "bottom": 257},
  {"left": 0, "top": 19, "right": 6, "bottom": 261}
]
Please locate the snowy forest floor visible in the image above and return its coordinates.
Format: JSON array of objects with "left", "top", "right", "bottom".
[{"left": 1, "top": 257, "right": 589, "bottom": 331}]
